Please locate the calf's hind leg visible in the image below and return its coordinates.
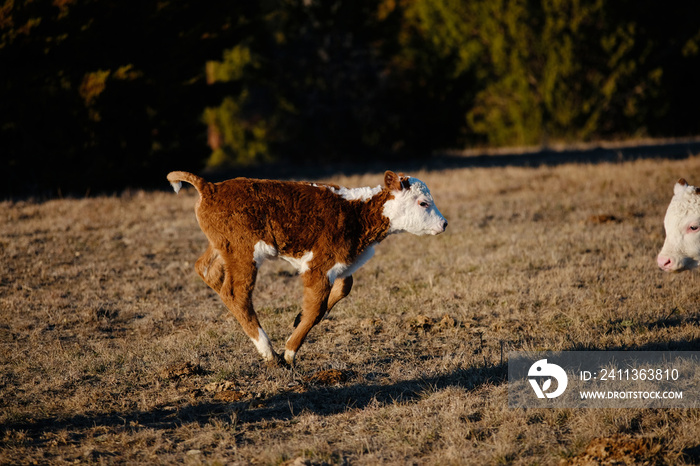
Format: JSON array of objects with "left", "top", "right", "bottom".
[
  {"left": 216, "top": 250, "right": 280, "bottom": 365},
  {"left": 195, "top": 244, "right": 226, "bottom": 292}
]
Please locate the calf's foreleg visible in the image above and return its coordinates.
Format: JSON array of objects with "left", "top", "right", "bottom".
[
  {"left": 293, "top": 275, "right": 353, "bottom": 327},
  {"left": 327, "top": 276, "right": 353, "bottom": 312},
  {"left": 284, "top": 273, "right": 332, "bottom": 365}
]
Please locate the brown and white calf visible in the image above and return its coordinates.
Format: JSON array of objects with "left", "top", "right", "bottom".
[{"left": 167, "top": 170, "right": 448, "bottom": 366}]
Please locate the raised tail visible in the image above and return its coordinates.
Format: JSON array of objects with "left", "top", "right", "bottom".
[{"left": 166, "top": 171, "right": 207, "bottom": 194}]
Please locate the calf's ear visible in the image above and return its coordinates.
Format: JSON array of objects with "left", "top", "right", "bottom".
[
  {"left": 385, "top": 171, "right": 402, "bottom": 191},
  {"left": 674, "top": 178, "right": 700, "bottom": 196},
  {"left": 384, "top": 171, "right": 412, "bottom": 191},
  {"left": 675, "top": 178, "right": 688, "bottom": 196}
]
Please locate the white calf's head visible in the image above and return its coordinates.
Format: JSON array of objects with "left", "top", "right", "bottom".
[
  {"left": 658, "top": 178, "right": 700, "bottom": 272},
  {"left": 382, "top": 170, "right": 448, "bottom": 236}
]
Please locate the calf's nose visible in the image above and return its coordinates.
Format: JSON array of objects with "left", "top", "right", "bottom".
[
  {"left": 657, "top": 255, "right": 673, "bottom": 271},
  {"left": 442, "top": 219, "right": 448, "bottom": 231}
]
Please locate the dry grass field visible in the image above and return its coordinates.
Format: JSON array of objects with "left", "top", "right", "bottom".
[{"left": 2, "top": 152, "right": 700, "bottom": 464}]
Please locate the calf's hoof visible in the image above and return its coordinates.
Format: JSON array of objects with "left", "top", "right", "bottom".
[{"left": 265, "top": 352, "right": 292, "bottom": 369}]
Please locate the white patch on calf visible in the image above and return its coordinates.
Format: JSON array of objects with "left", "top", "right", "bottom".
[
  {"left": 383, "top": 177, "right": 447, "bottom": 236},
  {"left": 658, "top": 179, "right": 700, "bottom": 272},
  {"left": 251, "top": 327, "right": 275, "bottom": 361},
  {"left": 327, "top": 185, "right": 383, "bottom": 202},
  {"left": 254, "top": 241, "right": 313, "bottom": 274},
  {"left": 170, "top": 180, "right": 182, "bottom": 193},
  {"left": 327, "top": 263, "right": 347, "bottom": 285},
  {"left": 253, "top": 241, "right": 278, "bottom": 267},
  {"left": 282, "top": 251, "right": 314, "bottom": 274},
  {"left": 284, "top": 349, "right": 296, "bottom": 365},
  {"left": 327, "top": 244, "right": 376, "bottom": 284}
]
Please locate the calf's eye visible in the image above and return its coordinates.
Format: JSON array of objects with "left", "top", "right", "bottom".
[
  {"left": 691, "top": 225, "right": 699, "bottom": 232},
  {"left": 419, "top": 201, "right": 429, "bottom": 208}
]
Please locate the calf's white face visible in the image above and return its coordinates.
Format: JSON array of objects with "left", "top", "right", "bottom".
[
  {"left": 658, "top": 178, "right": 700, "bottom": 272},
  {"left": 383, "top": 173, "right": 448, "bottom": 236}
]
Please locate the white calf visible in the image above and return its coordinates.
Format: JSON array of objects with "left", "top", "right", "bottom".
[
  {"left": 658, "top": 178, "right": 700, "bottom": 272},
  {"left": 167, "top": 170, "right": 448, "bottom": 365}
]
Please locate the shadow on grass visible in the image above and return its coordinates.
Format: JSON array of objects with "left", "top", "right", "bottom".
[
  {"left": 4, "top": 336, "right": 699, "bottom": 447},
  {"left": 602, "top": 315, "right": 700, "bottom": 339},
  {"left": 566, "top": 336, "right": 700, "bottom": 354},
  {"left": 243, "top": 362, "right": 506, "bottom": 424},
  {"left": 0, "top": 363, "right": 506, "bottom": 448}
]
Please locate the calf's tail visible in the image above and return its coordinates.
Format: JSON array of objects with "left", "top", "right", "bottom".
[{"left": 167, "top": 171, "right": 207, "bottom": 195}]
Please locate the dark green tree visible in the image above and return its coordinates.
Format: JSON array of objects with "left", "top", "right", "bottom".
[
  {"left": 3, "top": 0, "right": 700, "bottom": 195},
  {"left": 395, "top": 0, "right": 700, "bottom": 146},
  {"left": 1, "top": 0, "right": 261, "bottom": 196},
  {"left": 204, "top": 0, "right": 409, "bottom": 167}
]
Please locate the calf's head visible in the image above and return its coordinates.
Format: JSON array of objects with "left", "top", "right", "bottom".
[
  {"left": 658, "top": 178, "right": 700, "bottom": 272},
  {"left": 382, "top": 171, "right": 448, "bottom": 236}
]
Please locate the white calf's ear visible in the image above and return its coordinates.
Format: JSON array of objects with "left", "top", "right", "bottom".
[
  {"left": 674, "top": 178, "right": 700, "bottom": 196},
  {"left": 675, "top": 178, "right": 689, "bottom": 196}
]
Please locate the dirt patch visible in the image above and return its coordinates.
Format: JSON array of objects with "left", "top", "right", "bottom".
[
  {"left": 360, "top": 317, "right": 383, "bottom": 334},
  {"left": 565, "top": 435, "right": 663, "bottom": 465},
  {"left": 304, "top": 369, "right": 351, "bottom": 386},
  {"left": 203, "top": 380, "right": 239, "bottom": 393},
  {"left": 410, "top": 315, "right": 434, "bottom": 330},
  {"left": 438, "top": 314, "right": 456, "bottom": 328},
  {"left": 409, "top": 314, "right": 457, "bottom": 331},
  {"left": 159, "top": 362, "right": 204, "bottom": 380},
  {"left": 587, "top": 214, "right": 621, "bottom": 224},
  {"left": 199, "top": 380, "right": 250, "bottom": 402}
]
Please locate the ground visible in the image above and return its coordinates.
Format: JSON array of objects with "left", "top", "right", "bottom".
[{"left": 1, "top": 148, "right": 700, "bottom": 464}]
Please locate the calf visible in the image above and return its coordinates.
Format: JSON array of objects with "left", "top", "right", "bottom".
[
  {"left": 167, "top": 170, "right": 448, "bottom": 365},
  {"left": 657, "top": 178, "right": 700, "bottom": 272}
]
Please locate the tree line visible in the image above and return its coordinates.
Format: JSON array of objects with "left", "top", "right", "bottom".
[{"left": 2, "top": 0, "right": 699, "bottom": 196}]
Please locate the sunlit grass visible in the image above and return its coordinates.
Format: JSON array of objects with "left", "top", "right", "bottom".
[{"left": 1, "top": 154, "right": 700, "bottom": 464}]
